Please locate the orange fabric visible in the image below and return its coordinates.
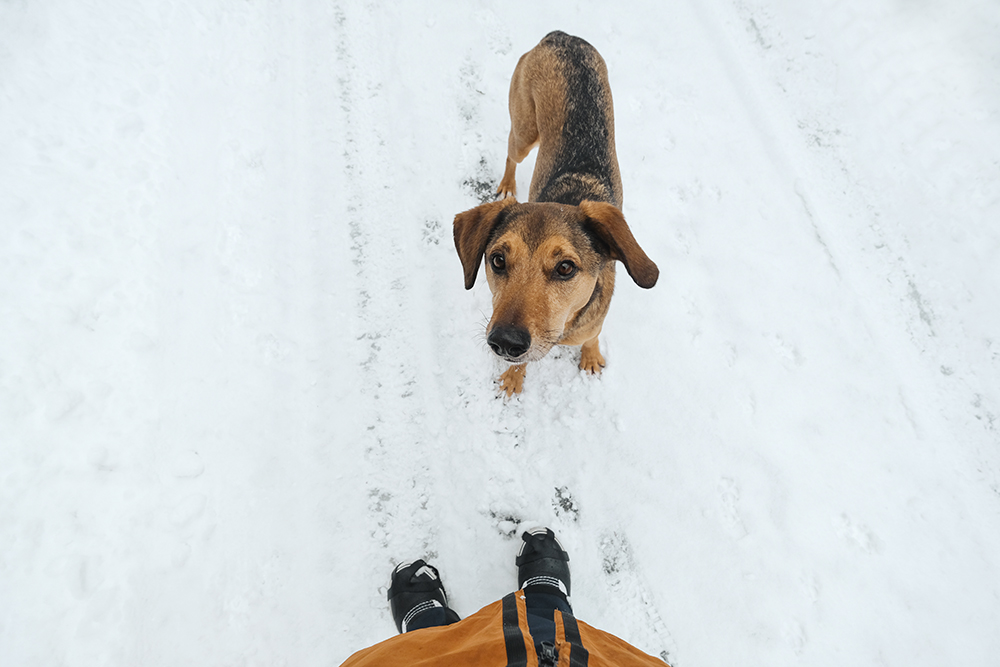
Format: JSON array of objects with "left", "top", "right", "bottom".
[
  {"left": 339, "top": 597, "right": 509, "bottom": 667},
  {"left": 339, "top": 591, "right": 670, "bottom": 667},
  {"left": 568, "top": 612, "right": 669, "bottom": 667}
]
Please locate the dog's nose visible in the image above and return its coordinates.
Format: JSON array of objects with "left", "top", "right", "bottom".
[{"left": 487, "top": 325, "right": 531, "bottom": 359}]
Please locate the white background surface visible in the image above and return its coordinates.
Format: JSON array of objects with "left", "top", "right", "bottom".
[{"left": 2, "top": 1, "right": 999, "bottom": 664}]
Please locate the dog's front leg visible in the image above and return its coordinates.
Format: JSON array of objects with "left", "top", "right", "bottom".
[
  {"left": 498, "top": 364, "right": 527, "bottom": 397},
  {"left": 497, "top": 157, "right": 518, "bottom": 199},
  {"left": 579, "top": 337, "right": 606, "bottom": 374}
]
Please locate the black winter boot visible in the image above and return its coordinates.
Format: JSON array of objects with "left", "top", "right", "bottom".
[
  {"left": 516, "top": 527, "right": 571, "bottom": 601},
  {"left": 387, "top": 560, "right": 460, "bottom": 633}
]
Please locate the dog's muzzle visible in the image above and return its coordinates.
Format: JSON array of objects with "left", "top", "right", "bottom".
[{"left": 487, "top": 325, "right": 531, "bottom": 362}]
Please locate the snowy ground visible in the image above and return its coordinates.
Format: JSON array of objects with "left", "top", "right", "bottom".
[{"left": 2, "top": 1, "right": 999, "bottom": 665}]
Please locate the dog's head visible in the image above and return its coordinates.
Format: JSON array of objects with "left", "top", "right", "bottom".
[{"left": 454, "top": 199, "right": 658, "bottom": 364}]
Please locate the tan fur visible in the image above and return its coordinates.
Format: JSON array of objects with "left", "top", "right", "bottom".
[
  {"left": 454, "top": 33, "right": 658, "bottom": 396},
  {"left": 497, "top": 39, "right": 622, "bottom": 206}
]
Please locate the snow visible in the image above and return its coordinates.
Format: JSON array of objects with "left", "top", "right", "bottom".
[{"left": 2, "top": 0, "right": 999, "bottom": 665}]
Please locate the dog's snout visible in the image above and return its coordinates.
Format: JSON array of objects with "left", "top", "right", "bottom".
[{"left": 487, "top": 325, "right": 531, "bottom": 359}]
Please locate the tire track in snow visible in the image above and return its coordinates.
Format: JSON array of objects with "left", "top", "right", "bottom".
[
  {"left": 445, "top": 43, "right": 540, "bottom": 549},
  {"left": 600, "top": 532, "right": 678, "bottom": 663},
  {"left": 686, "top": 0, "right": 842, "bottom": 280},
  {"left": 332, "top": 3, "right": 439, "bottom": 573},
  {"left": 711, "top": 0, "right": 1000, "bottom": 495}
]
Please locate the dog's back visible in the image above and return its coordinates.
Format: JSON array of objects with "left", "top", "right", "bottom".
[
  {"left": 534, "top": 31, "right": 621, "bottom": 207},
  {"left": 503, "top": 31, "right": 623, "bottom": 208}
]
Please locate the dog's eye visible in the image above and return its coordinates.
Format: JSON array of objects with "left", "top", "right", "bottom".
[
  {"left": 555, "top": 260, "right": 577, "bottom": 279},
  {"left": 490, "top": 253, "right": 506, "bottom": 273}
]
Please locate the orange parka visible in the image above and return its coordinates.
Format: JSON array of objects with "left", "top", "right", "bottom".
[{"left": 340, "top": 591, "right": 669, "bottom": 666}]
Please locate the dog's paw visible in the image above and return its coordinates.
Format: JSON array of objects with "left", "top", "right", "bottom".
[
  {"left": 579, "top": 340, "right": 606, "bottom": 375},
  {"left": 496, "top": 158, "right": 518, "bottom": 200},
  {"left": 495, "top": 183, "right": 517, "bottom": 200},
  {"left": 498, "top": 364, "right": 526, "bottom": 396}
]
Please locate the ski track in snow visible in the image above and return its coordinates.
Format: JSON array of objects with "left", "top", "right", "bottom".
[{"left": 2, "top": 1, "right": 1000, "bottom": 666}]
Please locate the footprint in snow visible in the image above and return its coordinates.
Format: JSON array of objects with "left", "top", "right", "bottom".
[
  {"left": 835, "top": 513, "right": 882, "bottom": 555},
  {"left": 718, "top": 477, "right": 749, "bottom": 540}
]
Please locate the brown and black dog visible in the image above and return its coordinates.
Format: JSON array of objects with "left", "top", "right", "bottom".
[{"left": 454, "top": 31, "right": 658, "bottom": 396}]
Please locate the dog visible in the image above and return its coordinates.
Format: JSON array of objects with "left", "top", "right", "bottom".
[{"left": 454, "top": 31, "right": 658, "bottom": 396}]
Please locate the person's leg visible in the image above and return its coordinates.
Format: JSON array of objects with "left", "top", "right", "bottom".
[
  {"left": 524, "top": 589, "right": 572, "bottom": 646},
  {"left": 402, "top": 604, "right": 461, "bottom": 632},
  {"left": 388, "top": 560, "right": 461, "bottom": 633},
  {"left": 516, "top": 528, "right": 573, "bottom": 652}
]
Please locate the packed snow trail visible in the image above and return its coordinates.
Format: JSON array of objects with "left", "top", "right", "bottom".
[{"left": 2, "top": 1, "right": 999, "bottom": 666}]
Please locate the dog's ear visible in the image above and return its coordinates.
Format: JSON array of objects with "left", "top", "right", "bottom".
[
  {"left": 579, "top": 200, "right": 659, "bottom": 288},
  {"left": 453, "top": 198, "right": 517, "bottom": 289}
]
